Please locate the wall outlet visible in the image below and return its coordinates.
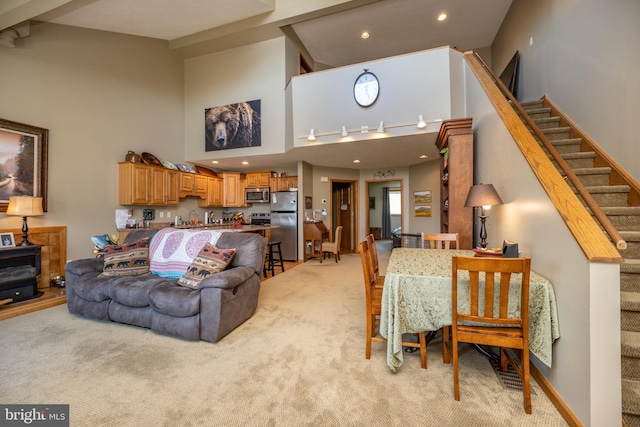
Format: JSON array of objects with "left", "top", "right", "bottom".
[
  {"left": 166, "top": 211, "right": 171, "bottom": 218},
  {"left": 159, "top": 212, "right": 164, "bottom": 218}
]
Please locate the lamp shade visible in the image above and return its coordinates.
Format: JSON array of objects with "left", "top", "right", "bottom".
[
  {"left": 6, "top": 196, "right": 44, "bottom": 217},
  {"left": 464, "top": 184, "right": 503, "bottom": 208}
]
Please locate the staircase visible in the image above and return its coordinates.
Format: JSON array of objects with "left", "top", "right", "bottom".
[{"left": 520, "top": 99, "right": 640, "bottom": 426}]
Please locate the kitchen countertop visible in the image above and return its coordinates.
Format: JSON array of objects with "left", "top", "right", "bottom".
[{"left": 119, "top": 224, "right": 278, "bottom": 233}]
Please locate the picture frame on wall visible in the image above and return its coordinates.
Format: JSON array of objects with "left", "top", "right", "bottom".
[
  {"left": 369, "top": 197, "right": 375, "bottom": 209},
  {"left": 414, "top": 190, "right": 431, "bottom": 204},
  {"left": 1, "top": 232, "right": 16, "bottom": 248},
  {"left": 0, "top": 118, "right": 48, "bottom": 213},
  {"left": 305, "top": 196, "right": 312, "bottom": 209},
  {"left": 415, "top": 205, "right": 432, "bottom": 217},
  {"left": 205, "top": 100, "right": 261, "bottom": 151}
]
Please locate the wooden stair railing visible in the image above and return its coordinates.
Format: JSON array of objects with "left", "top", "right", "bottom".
[
  {"left": 541, "top": 95, "right": 640, "bottom": 208},
  {"left": 467, "top": 51, "right": 627, "bottom": 253}
]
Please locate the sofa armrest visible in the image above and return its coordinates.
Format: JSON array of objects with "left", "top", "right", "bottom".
[
  {"left": 195, "top": 266, "right": 255, "bottom": 289},
  {"left": 65, "top": 258, "right": 104, "bottom": 276}
]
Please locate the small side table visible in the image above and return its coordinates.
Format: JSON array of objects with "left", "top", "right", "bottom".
[{"left": 0, "top": 245, "right": 42, "bottom": 306}]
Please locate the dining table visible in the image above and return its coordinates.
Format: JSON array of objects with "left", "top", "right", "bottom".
[{"left": 380, "top": 248, "right": 560, "bottom": 372}]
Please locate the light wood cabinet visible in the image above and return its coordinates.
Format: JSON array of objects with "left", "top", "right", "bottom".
[
  {"left": 245, "top": 171, "right": 272, "bottom": 187},
  {"left": 151, "top": 168, "right": 179, "bottom": 205},
  {"left": 198, "top": 176, "right": 223, "bottom": 207},
  {"left": 120, "top": 162, "right": 179, "bottom": 206},
  {"left": 178, "top": 172, "right": 208, "bottom": 198},
  {"left": 219, "top": 172, "right": 243, "bottom": 207},
  {"left": 435, "top": 118, "right": 474, "bottom": 249},
  {"left": 270, "top": 176, "right": 298, "bottom": 192},
  {"left": 119, "top": 162, "right": 152, "bottom": 205}
]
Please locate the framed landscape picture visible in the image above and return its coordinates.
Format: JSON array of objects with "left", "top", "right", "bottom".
[
  {"left": 415, "top": 205, "right": 432, "bottom": 217},
  {"left": 0, "top": 118, "right": 48, "bottom": 212},
  {"left": 414, "top": 190, "right": 431, "bottom": 204}
]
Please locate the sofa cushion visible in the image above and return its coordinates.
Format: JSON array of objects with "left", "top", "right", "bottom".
[
  {"left": 149, "top": 228, "right": 227, "bottom": 278},
  {"left": 177, "top": 243, "right": 236, "bottom": 288},
  {"left": 108, "top": 275, "right": 169, "bottom": 307},
  {"left": 100, "top": 248, "right": 150, "bottom": 277},
  {"left": 149, "top": 282, "right": 201, "bottom": 317}
]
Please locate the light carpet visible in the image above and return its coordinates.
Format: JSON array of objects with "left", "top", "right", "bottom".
[{"left": 0, "top": 250, "right": 567, "bottom": 426}]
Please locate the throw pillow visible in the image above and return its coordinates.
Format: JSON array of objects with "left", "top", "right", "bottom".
[
  {"left": 177, "top": 243, "right": 236, "bottom": 288},
  {"left": 99, "top": 247, "right": 150, "bottom": 277},
  {"left": 101, "top": 237, "right": 150, "bottom": 256}
]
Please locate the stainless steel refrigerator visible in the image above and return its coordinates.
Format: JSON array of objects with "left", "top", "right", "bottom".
[{"left": 270, "top": 191, "right": 298, "bottom": 261}]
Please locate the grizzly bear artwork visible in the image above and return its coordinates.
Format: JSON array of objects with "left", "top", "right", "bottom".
[{"left": 205, "top": 100, "right": 261, "bottom": 151}]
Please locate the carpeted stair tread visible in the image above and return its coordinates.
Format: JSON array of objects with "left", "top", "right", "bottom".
[
  {"left": 520, "top": 100, "right": 544, "bottom": 109},
  {"left": 583, "top": 185, "right": 631, "bottom": 194},
  {"left": 601, "top": 207, "right": 640, "bottom": 215},
  {"left": 622, "top": 330, "right": 640, "bottom": 358},
  {"left": 558, "top": 151, "right": 596, "bottom": 160},
  {"left": 570, "top": 167, "right": 612, "bottom": 176},
  {"left": 622, "top": 292, "right": 640, "bottom": 312},
  {"left": 622, "top": 259, "right": 640, "bottom": 274},
  {"left": 623, "top": 378, "right": 640, "bottom": 416}
]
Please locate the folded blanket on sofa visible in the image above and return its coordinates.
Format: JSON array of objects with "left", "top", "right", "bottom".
[{"left": 149, "top": 228, "right": 230, "bottom": 278}]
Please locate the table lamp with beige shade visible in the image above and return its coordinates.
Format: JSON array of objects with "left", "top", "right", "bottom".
[
  {"left": 5, "top": 195, "right": 44, "bottom": 246},
  {"left": 464, "top": 183, "right": 503, "bottom": 249}
]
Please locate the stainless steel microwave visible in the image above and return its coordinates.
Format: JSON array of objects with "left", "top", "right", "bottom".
[{"left": 245, "top": 186, "right": 270, "bottom": 204}]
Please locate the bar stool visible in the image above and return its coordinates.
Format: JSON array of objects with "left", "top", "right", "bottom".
[{"left": 264, "top": 241, "right": 285, "bottom": 277}]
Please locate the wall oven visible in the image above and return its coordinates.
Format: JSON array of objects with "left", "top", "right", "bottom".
[{"left": 245, "top": 186, "right": 270, "bottom": 204}]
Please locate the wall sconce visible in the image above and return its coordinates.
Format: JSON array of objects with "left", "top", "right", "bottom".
[
  {"left": 464, "top": 183, "right": 503, "bottom": 248},
  {"left": 377, "top": 121, "right": 385, "bottom": 133},
  {"left": 341, "top": 126, "right": 348, "bottom": 137},
  {"left": 5, "top": 195, "right": 44, "bottom": 246},
  {"left": 417, "top": 115, "right": 427, "bottom": 128},
  {"left": 308, "top": 129, "right": 316, "bottom": 141}
]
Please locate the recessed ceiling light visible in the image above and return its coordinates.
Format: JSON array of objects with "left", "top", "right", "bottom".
[
  {"left": 241, "top": 161, "right": 249, "bottom": 165},
  {"left": 361, "top": 32, "right": 370, "bottom": 39},
  {"left": 437, "top": 13, "right": 447, "bottom": 22},
  {"left": 353, "top": 159, "right": 361, "bottom": 163},
  {"left": 419, "top": 154, "right": 428, "bottom": 159},
  {"left": 211, "top": 160, "right": 219, "bottom": 164}
]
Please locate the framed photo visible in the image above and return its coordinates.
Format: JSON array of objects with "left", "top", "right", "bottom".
[
  {"left": 205, "top": 99, "right": 261, "bottom": 151},
  {"left": 0, "top": 118, "right": 48, "bottom": 212},
  {"left": 415, "top": 205, "right": 432, "bottom": 217},
  {"left": 414, "top": 190, "right": 431, "bottom": 204},
  {"left": 305, "top": 196, "right": 312, "bottom": 209},
  {"left": 369, "top": 197, "right": 375, "bottom": 209},
  {"left": 1, "top": 233, "right": 16, "bottom": 248}
]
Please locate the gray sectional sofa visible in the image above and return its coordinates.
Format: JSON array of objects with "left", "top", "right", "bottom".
[{"left": 65, "top": 229, "right": 267, "bottom": 343}]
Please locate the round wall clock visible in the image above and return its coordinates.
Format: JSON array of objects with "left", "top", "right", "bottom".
[{"left": 353, "top": 70, "right": 379, "bottom": 108}]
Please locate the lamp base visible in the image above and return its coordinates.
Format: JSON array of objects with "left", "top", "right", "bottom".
[{"left": 19, "top": 215, "right": 33, "bottom": 246}]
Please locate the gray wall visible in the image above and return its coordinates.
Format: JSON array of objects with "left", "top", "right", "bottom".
[{"left": 492, "top": 0, "right": 640, "bottom": 182}]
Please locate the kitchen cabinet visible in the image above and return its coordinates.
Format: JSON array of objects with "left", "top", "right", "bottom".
[
  {"left": 178, "top": 172, "right": 208, "bottom": 198},
  {"left": 198, "top": 176, "right": 223, "bottom": 207},
  {"left": 245, "top": 171, "right": 272, "bottom": 187},
  {"left": 435, "top": 118, "right": 474, "bottom": 249},
  {"left": 219, "top": 172, "right": 244, "bottom": 207},
  {"left": 119, "top": 162, "right": 152, "bottom": 205},
  {"left": 270, "top": 176, "right": 298, "bottom": 192},
  {"left": 119, "top": 162, "right": 179, "bottom": 206}
]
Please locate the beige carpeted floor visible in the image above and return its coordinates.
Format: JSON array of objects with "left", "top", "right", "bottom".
[{"left": 0, "top": 242, "right": 567, "bottom": 426}]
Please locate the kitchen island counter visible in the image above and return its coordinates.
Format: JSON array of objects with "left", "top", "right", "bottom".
[{"left": 118, "top": 224, "right": 279, "bottom": 242}]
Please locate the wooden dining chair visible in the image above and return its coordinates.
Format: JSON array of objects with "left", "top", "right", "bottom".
[
  {"left": 421, "top": 232, "right": 459, "bottom": 249},
  {"left": 321, "top": 226, "right": 343, "bottom": 263},
  {"left": 365, "top": 233, "right": 383, "bottom": 282},
  {"left": 359, "top": 239, "right": 427, "bottom": 368},
  {"left": 443, "top": 255, "right": 532, "bottom": 414}
]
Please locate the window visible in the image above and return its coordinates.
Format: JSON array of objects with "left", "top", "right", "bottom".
[{"left": 389, "top": 190, "right": 401, "bottom": 215}]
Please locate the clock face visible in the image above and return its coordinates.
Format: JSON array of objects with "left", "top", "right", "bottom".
[{"left": 353, "top": 71, "right": 379, "bottom": 107}]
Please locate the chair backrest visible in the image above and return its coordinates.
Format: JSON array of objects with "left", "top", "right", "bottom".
[
  {"left": 359, "top": 240, "right": 379, "bottom": 309},
  {"left": 451, "top": 255, "right": 531, "bottom": 333},
  {"left": 365, "top": 233, "right": 381, "bottom": 280},
  {"left": 334, "top": 225, "right": 343, "bottom": 249},
  {"left": 421, "top": 232, "right": 459, "bottom": 249}
]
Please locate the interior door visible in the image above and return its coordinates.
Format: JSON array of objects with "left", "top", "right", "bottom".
[{"left": 331, "top": 180, "right": 357, "bottom": 254}]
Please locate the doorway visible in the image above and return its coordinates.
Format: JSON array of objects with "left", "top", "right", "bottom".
[
  {"left": 330, "top": 180, "right": 357, "bottom": 254},
  {"left": 366, "top": 179, "right": 403, "bottom": 241}
]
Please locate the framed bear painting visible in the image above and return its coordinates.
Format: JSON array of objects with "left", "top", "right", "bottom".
[{"left": 205, "top": 99, "right": 261, "bottom": 151}]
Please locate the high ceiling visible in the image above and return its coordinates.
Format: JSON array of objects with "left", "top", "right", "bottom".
[{"left": 1, "top": 0, "right": 513, "bottom": 172}]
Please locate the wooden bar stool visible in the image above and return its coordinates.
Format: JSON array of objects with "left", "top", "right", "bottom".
[{"left": 264, "top": 241, "right": 285, "bottom": 277}]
